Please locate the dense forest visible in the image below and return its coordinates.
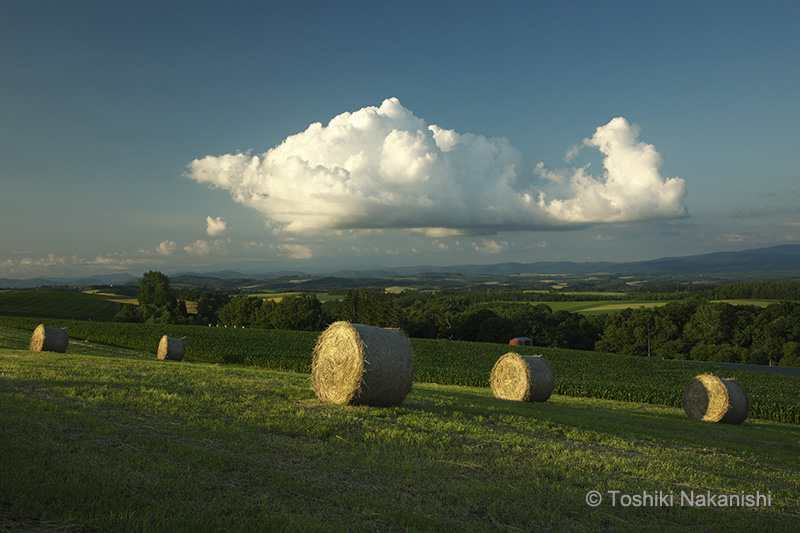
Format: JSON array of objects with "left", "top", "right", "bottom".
[
  {"left": 115, "top": 274, "right": 800, "bottom": 368},
  {"left": 593, "top": 300, "right": 800, "bottom": 367}
]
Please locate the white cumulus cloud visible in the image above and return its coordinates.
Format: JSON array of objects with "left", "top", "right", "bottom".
[
  {"left": 472, "top": 238, "right": 509, "bottom": 254},
  {"left": 277, "top": 243, "right": 313, "bottom": 259},
  {"left": 156, "top": 240, "right": 177, "bottom": 255},
  {"left": 183, "top": 239, "right": 228, "bottom": 255},
  {"left": 538, "top": 117, "right": 688, "bottom": 224},
  {"left": 206, "top": 216, "right": 228, "bottom": 236},
  {"left": 186, "top": 98, "right": 687, "bottom": 235}
]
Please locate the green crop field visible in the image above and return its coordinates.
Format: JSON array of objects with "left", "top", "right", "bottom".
[
  {"left": 1, "top": 317, "right": 798, "bottom": 425},
  {"left": 1, "top": 326, "right": 798, "bottom": 531}
]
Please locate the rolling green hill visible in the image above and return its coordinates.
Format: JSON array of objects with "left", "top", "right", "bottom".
[
  {"left": 0, "top": 290, "right": 121, "bottom": 321},
  {"left": 1, "top": 317, "right": 797, "bottom": 424}
]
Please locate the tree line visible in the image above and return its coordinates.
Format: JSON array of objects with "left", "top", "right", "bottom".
[
  {"left": 633, "top": 280, "right": 800, "bottom": 301},
  {"left": 116, "top": 272, "right": 800, "bottom": 367},
  {"left": 593, "top": 299, "right": 800, "bottom": 367}
]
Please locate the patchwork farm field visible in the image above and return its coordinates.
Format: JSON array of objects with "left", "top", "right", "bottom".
[{"left": 1, "top": 324, "right": 798, "bottom": 531}]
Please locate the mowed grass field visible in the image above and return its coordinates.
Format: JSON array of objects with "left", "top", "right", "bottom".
[
  {"left": 1, "top": 325, "right": 798, "bottom": 531},
  {"left": 2, "top": 316, "right": 799, "bottom": 424}
]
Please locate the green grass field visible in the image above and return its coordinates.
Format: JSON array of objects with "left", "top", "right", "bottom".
[
  {"left": 0, "top": 290, "right": 121, "bottom": 321},
  {"left": 2, "top": 316, "right": 798, "bottom": 425},
  {"left": 1, "top": 331, "right": 798, "bottom": 531}
]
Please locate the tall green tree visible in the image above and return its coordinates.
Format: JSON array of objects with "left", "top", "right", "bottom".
[
  {"left": 138, "top": 271, "right": 177, "bottom": 309},
  {"left": 127, "top": 270, "right": 190, "bottom": 324}
]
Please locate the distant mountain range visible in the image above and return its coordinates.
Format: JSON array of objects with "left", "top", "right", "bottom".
[
  {"left": 2, "top": 245, "right": 799, "bottom": 289},
  {"left": 0, "top": 273, "right": 139, "bottom": 290}
]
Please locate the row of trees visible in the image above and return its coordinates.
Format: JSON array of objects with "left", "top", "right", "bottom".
[
  {"left": 696, "top": 280, "right": 800, "bottom": 301},
  {"left": 594, "top": 300, "right": 800, "bottom": 367},
  {"left": 397, "top": 293, "right": 599, "bottom": 349},
  {"left": 209, "top": 290, "right": 600, "bottom": 349},
  {"left": 634, "top": 280, "right": 800, "bottom": 301},
  {"left": 217, "top": 293, "right": 325, "bottom": 331},
  {"left": 115, "top": 273, "right": 800, "bottom": 367},
  {"left": 214, "top": 290, "right": 403, "bottom": 331}
]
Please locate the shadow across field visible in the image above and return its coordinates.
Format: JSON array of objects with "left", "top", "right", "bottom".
[
  {"left": 2, "top": 347, "right": 800, "bottom": 531},
  {"left": 405, "top": 383, "right": 800, "bottom": 470}
]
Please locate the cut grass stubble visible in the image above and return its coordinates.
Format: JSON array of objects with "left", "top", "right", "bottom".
[
  {"left": 1, "top": 317, "right": 799, "bottom": 424},
  {"left": 1, "top": 347, "right": 799, "bottom": 531}
]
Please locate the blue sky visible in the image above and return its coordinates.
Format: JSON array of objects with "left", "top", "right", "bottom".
[{"left": 2, "top": 0, "right": 798, "bottom": 278}]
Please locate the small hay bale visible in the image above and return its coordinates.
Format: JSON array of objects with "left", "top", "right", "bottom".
[
  {"left": 490, "top": 352, "right": 554, "bottom": 402},
  {"left": 682, "top": 374, "right": 749, "bottom": 424},
  {"left": 157, "top": 335, "right": 186, "bottom": 362},
  {"left": 312, "top": 321, "right": 414, "bottom": 406},
  {"left": 29, "top": 324, "right": 68, "bottom": 353}
]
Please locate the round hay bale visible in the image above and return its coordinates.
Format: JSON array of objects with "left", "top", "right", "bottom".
[
  {"left": 682, "top": 374, "right": 749, "bottom": 424},
  {"left": 29, "top": 324, "right": 68, "bottom": 353},
  {"left": 312, "top": 321, "right": 414, "bottom": 406},
  {"left": 157, "top": 335, "right": 186, "bottom": 362},
  {"left": 490, "top": 352, "right": 554, "bottom": 402}
]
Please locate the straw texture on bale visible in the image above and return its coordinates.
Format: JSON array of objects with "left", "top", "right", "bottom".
[
  {"left": 312, "top": 321, "right": 414, "bottom": 406},
  {"left": 682, "top": 374, "right": 749, "bottom": 424},
  {"left": 490, "top": 352, "right": 554, "bottom": 402},
  {"left": 29, "top": 324, "right": 68, "bottom": 353},
  {"left": 157, "top": 335, "right": 186, "bottom": 361}
]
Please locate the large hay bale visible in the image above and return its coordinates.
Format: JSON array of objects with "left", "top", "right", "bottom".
[
  {"left": 312, "top": 321, "right": 414, "bottom": 406},
  {"left": 157, "top": 335, "right": 186, "bottom": 361},
  {"left": 29, "top": 324, "right": 68, "bottom": 353},
  {"left": 682, "top": 374, "right": 749, "bottom": 424},
  {"left": 490, "top": 352, "right": 554, "bottom": 402}
]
